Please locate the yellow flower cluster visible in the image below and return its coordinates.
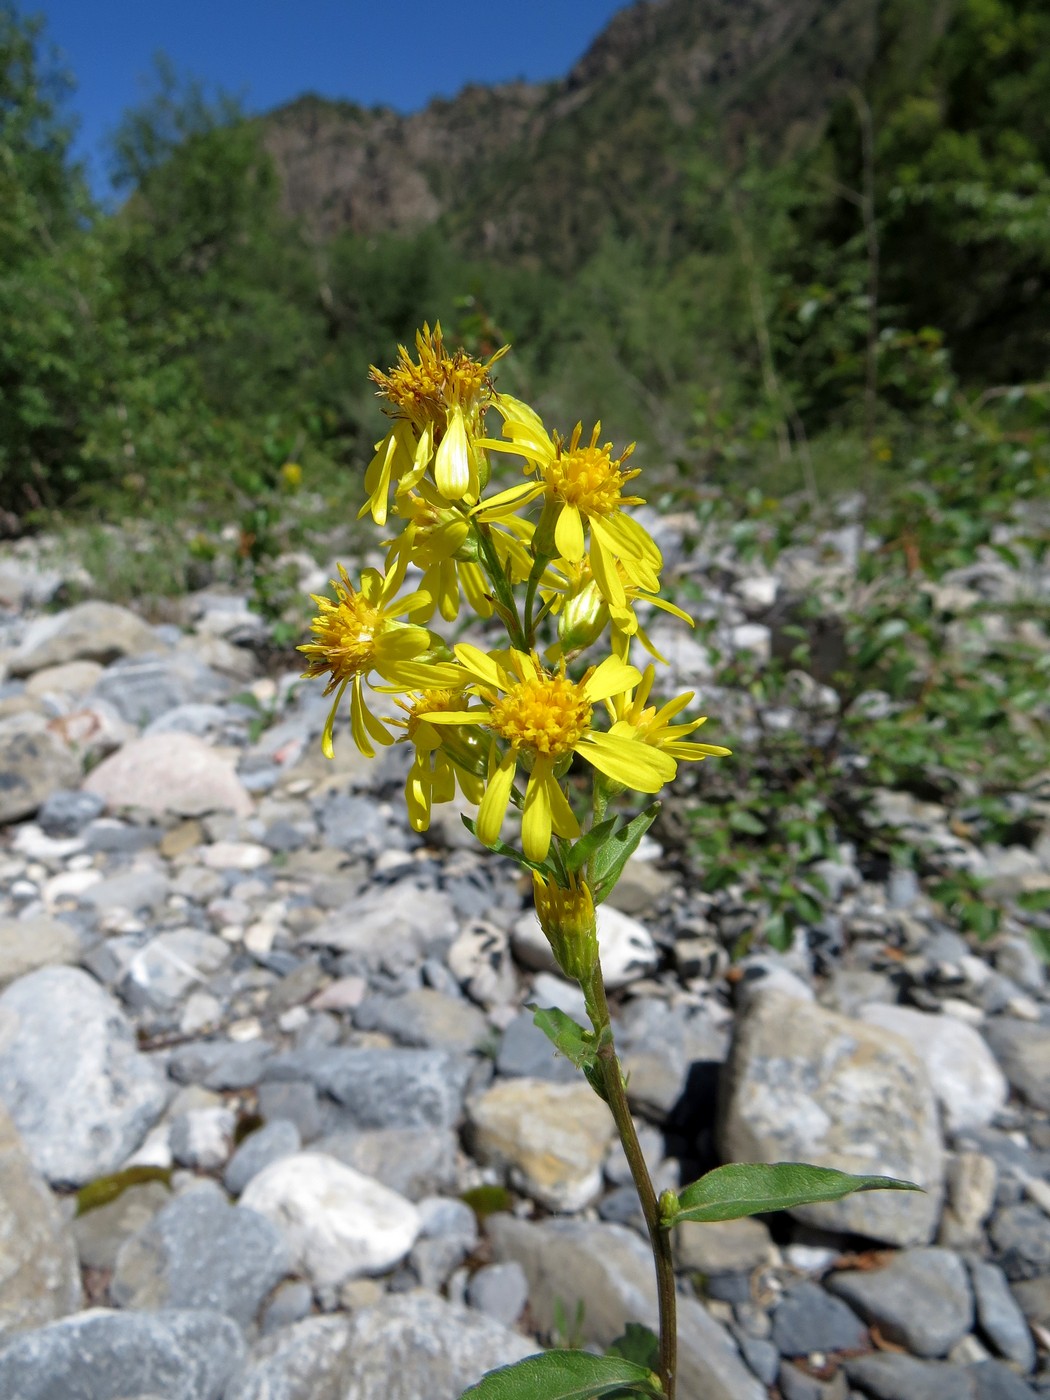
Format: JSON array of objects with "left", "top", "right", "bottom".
[{"left": 301, "top": 326, "right": 729, "bottom": 881}]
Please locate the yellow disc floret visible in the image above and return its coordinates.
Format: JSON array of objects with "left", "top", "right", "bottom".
[
  {"left": 370, "top": 322, "right": 505, "bottom": 439},
  {"left": 489, "top": 670, "right": 593, "bottom": 758},
  {"left": 298, "top": 567, "right": 383, "bottom": 690},
  {"left": 543, "top": 423, "right": 640, "bottom": 518}
]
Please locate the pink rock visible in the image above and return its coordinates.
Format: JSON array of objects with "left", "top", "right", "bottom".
[{"left": 83, "top": 733, "right": 252, "bottom": 817}]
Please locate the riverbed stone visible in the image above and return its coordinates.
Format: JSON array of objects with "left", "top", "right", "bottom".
[
  {"left": 0, "top": 914, "right": 81, "bottom": 985},
  {"left": 719, "top": 990, "right": 945, "bottom": 1245},
  {"left": 827, "top": 1248, "right": 973, "bottom": 1357},
  {"left": 83, "top": 730, "right": 252, "bottom": 817},
  {"left": 224, "top": 1315, "right": 354, "bottom": 1400},
  {"left": 0, "top": 721, "right": 80, "bottom": 823},
  {"left": 981, "top": 1018, "right": 1050, "bottom": 1112},
  {"left": 7, "top": 601, "right": 161, "bottom": 676}
]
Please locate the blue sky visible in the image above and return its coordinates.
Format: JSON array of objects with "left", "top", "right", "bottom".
[{"left": 29, "top": 0, "right": 628, "bottom": 196}]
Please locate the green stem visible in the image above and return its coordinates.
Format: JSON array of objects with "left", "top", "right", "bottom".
[
  {"left": 472, "top": 519, "right": 526, "bottom": 650},
  {"left": 585, "top": 968, "right": 677, "bottom": 1400},
  {"left": 522, "top": 550, "right": 552, "bottom": 649}
]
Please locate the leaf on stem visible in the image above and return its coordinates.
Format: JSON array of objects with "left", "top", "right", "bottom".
[
  {"left": 663, "top": 1161, "right": 922, "bottom": 1227},
  {"left": 461, "top": 816, "right": 555, "bottom": 875},
  {"left": 457, "top": 1350, "right": 663, "bottom": 1399},
  {"left": 589, "top": 803, "right": 660, "bottom": 904},
  {"left": 530, "top": 1006, "right": 609, "bottom": 1101}
]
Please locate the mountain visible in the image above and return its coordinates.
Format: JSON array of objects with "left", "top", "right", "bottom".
[{"left": 261, "top": 0, "right": 885, "bottom": 268}]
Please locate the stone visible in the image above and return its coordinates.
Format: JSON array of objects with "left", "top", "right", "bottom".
[
  {"left": 969, "top": 1257, "right": 1037, "bottom": 1372},
  {"left": 264, "top": 1046, "right": 472, "bottom": 1129},
  {"left": 257, "top": 1079, "right": 322, "bottom": 1141},
  {"left": 495, "top": 1009, "right": 582, "bottom": 1082},
  {"left": 446, "top": 921, "right": 518, "bottom": 1009},
  {"left": 674, "top": 1215, "right": 776, "bottom": 1277},
  {"left": 982, "top": 1019, "right": 1050, "bottom": 1112},
  {"left": 618, "top": 996, "right": 729, "bottom": 1122},
  {"left": 0, "top": 1102, "right": 81, "bottom": 1341},
  {"left": 36, "top": 787, "right": 105, "bottom": 835},
  {"left": 7, "top": 601, "right": 160, "bottom": 676},
  {"left": 858, "top": 1003, "right": 1008, "bottom": 1135},
  {"left": 970, "top": 1360, "right": 1041, "bottom": 1399},
  {"left": 25, "top": 660, "right": 105, "bottom": 699},
  {"left": 354, "top": 988, "right": 490, "bottom": 1053},
  {"left": 779, "top": 1362, "right": 849, "bottom": 1400},
  {"left": 0, "top": 966, "right": 168, "bottom": 1186},
  {"left": 72, "top": 1180, "right": 172, "bottom": 1271},
  {"left": 511, "top": 903, "right": 658, "bottom": 988},
  {"left": 90, "top": 650, "right": 231, "bottom": 726},
  {"left": 302, "top": 882, "right": 457, "bottom": 967},
  {"left": 338, "top": 1291, "right": 536, "bottom": 1400},
  {"left": 467, "top": 1077, "right": 616, "bottom": 1212},
  {"left": 719, "top": 990, "right": 945, "bottom": 1245},
  {"left": 239, "top": 1151, "right": 421, "bottom": 1286},
  {"left": 315, "top": 1126, "right": 459, "bottom": 1199},
  {"left": 121, "top": 928, "right": 231, "bottom": 1010},
  {"left": 0, "top": 722, "right": 80, "bottom": 823},
  {"left": 940, "top": 1151, "right": 999, "bottom": 1246},
  {"left": 1010, "top": 1276, "right": 1050, "bottom": 1328},
  {"left": 225, "top": 1120, "right": 302, "bottom": 1196},
  {"left": 0, "top": 914, "right": 81, "bottom": 985},
  {"left": 827, "top": 1248, "right": 973, "bottom": 1358},
  {"left": 168, "top": 1038, "right": 272, "bottom": 1090},
  {"left": 83, "top": 731, "right": 252, "bottom": 817},
  {"left": 0, "top": 1307, "right": 245, "bottom": 1400},
  {"left": 111, "top": 1188, "right": 291, "bottom": 1328},
  {"left": 771, "top": 1281, "right": 869, "bottom": 1357},
  {"left": 989, "top": 1204, "right": 1050, "bottom": 1281},
  {"left": 467, "top": 1261, "right": 530, "bottom": 1326},
  {"left": 224, "top": 1315, "right": 354, "bottom": 1400},
  {"left": 82, "top": 866, "right": 170, "bottom": 915},
  {"left": 488, "top": 1215, "right": 766, "bottom": 1400},
  {"left": 844, "top": 1352, "right": 975, "bottom": 1400},
  {"left": 169, "top": 1106, "right": 236, "bottom": 1171}
]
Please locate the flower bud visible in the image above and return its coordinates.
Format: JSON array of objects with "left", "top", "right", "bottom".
[
  {"left": 558, "top": 578, "right": 609, "bottom": 655},
  {"left": 532, "top": 872, "right": 599, "bottom": 985}
]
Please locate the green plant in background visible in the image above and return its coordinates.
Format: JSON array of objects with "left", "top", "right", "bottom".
[{"left": 299, "top": 327, "right": 918, "bottom": 1400}]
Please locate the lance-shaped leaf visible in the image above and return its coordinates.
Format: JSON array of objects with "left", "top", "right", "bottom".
[
  {"left": 458, "top": 1349, "right": 663, "bottom": 1399},
  {"left": 590, "top": 802, "right": 660, "bottom": 904},
  {"left": 565, "top": 817, "right": 619, "bottom": 874},
  {"left": 530, "top": 1006, "right": 608, "bottom": 1100},
  {"left": 663, "top": 1161, "right": 921, "bottom": 1228}
]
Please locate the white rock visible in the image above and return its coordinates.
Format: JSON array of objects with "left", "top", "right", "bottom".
[
  {"left": 83, "top": 732, "right": 252, "bottom": 817},
  {"left": 202, "top": 842, "right": 271, "bottom": 871},
  {"left": 859, "top": 1003, "right": 1008, "bottom": 1134},
  {"left": 239, "top": 1152, "right": 421, "bottom": 1286}
]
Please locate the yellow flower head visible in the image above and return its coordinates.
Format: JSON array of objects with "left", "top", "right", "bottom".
[
  {"left": 421, "top": 646, "right": 677, "bottom": 863},
  {"left": 390, "top": 685, "right": 485, "bottom": 832},
  {"left": 606, "top": 664, "right": 732, "bottom": 765},
  {"left": 298, "top": 562, "right": 441, "bottom": 759}
]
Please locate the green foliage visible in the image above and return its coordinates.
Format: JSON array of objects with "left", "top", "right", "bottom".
[
  {"left": 663, "top": 1162, "right": 920, "bottom": 1228},
  {"left": 457, "top": 1349, "right": 662, "bottom": 1400}
]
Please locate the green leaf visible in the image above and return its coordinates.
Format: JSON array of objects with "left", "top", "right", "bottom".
[
  {"left": 606, "top": 1323, "right": 660, "bottom": 1373},
  {"left": 529, "top": 1006, "right": 598, "bottom": 1071},
  {"left": 458, "top": 1350, "right": 663, "bottom": 1399},
  {"left": 590, "top": 803, "right": 660, "bottom": 903},
  {"left": 666, "top": 1162, "right": 921, "bottom": 1226},
  {"left": 565, "top": 817, "right": 620, "bottom": 874},
  {"left": 461, "top": 816, "right": 554, "bottom": 875}
]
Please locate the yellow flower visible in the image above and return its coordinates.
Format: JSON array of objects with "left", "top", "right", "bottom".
[
  {"left": 390, "top": 686, "right": 485, "bottom": 833},
  {"left": 482, "top": 397, "right": 663, "bottom": 609},
  {"left": 363, "top": 323, "right": 508, "bottom": 519},
  {"left": 420, "top": 646, "right": 676, "bottom": 863},
  {"left": 605, "top": 664, "right": 732, "bottom": 765},
  {"left": 299, "top": 563, "right": 450, "bottom": 759},
  {"left": 532, "top": 870, "right": 599, "bottom": 983}
]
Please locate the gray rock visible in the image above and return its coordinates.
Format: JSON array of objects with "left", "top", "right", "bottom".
[
  {"left": 8, "top": 601, "right": 160, "bottom": 676},
  {"left": 969, "top": 1258, "right": 1037, "bottom": 1372},
  {"left": 779, "top": 1361, "right": 849, "bottom": 1400},
  {"left": 120, "top": 928, "right": 230, "bottom": 1010},
  {"left": 111, "top": 1188, "right": 291, "bottom": 1327},
  {"left": 467, "top": 1261, "right": 529, "bottom": 1327},
  {"left": 970, "top": 1359, "right": 1041, "bottom": 1399},
  {"left": 264, "top": 1047, "right": 472, "bottom": 1129},
  {"left": 302, "top": 882, "right": 457, "bottom": 967},
  {"left": 0, "top": 1307, "right": 244, "bottom": 1400},
  {"left": 333, "top": 1290, "right": 534, "bottom": 1400},
  {"left": 495, "top": 1010, "right": 582, "bottom": 1082},
  {"left": 314, "top": 1126, "right": 459, "bottom": 1199},
  {"left": 844, "top": 1352, "right": 975, "bottom": 1400},
  {"left": 83, "top": 731, "right": 252, "bottom": 817},
  {"left": 446, "top": 921, "right": 518, "bottom": 1010},
  {"left": 259, "top": 1279, "right": 314, "bottom": 1334},
  {"left": 0, "top": 1102, "right": 81, "bottom": 1341},
  {"left": 90, "top": 651, "right": 231, "bottom": 726},
  {"left": 738, "top": 1336, "right": 780, "bottom": 1387},
  {"left": 82, "top": 867, "right": 171, "bottom": 916},
  {"left": 169, "top": 1106, "right": 235, "bottom": 1171},
  {"left": 224, "top": 1315, "right": 353, "bottom": 1400},
  {"left": 674, "top": 1216, "right": 775, "bottom": 1277},
  {"left": 225, "top": 1120, "right": 302, "bottom": 1196},
  {"left": 0, "top": 722, "right": 80, "bottom": 823},
  {"left": 488, "top": 1214, "right": 766, "bottom": 1400},
  {"left": 617, "top": 997, "right": 729, "bottom": 1122},
  {"left": 72, "top": 1181, "right": 171, "bottom": 1271},
  {"left": 0, "top": 966, "right": 168, "bottom": 1186},
  {"left": 827, "top": 1248, "right": 973, "bottom": 1358},
  {"left": 982, "top": 1020, "right": 1050, "bottom": 1112},
  {"left": 409, "top": 1234, "right": 471, "bottom": 1291},
  {"left": 354, "top": 988, "right": 490, "bottom": 1053},
  {"left": 771, "top": 1281, "right": 869, "bottom": 1357},
  {"left": 989, "top": 1205, "right": 1050, "bottom": 1281},
  {"left": 0, "top": 915, "right": 81, "bottom": 985},
  {"left": 1010, "top": 1276, "right": 1050, "bottom": 1328},
  {"left": 719, "top": 990, "right": 945, "bottom": 1245},
  {"left": 36, "top": 788, "right": 105, "bottom": 836},
  {"left": 257, "top": 1079, "right": 322, "bottom": 1142},
  {"left": 858, "top": 1004, "right": 1008, "bottom": 1135},
  {"left": 993, "top": 937, "right": 1046, "bottom": 996},
  {"left": 169, "top": 1038, "right": 273, "bottom": 1090}
]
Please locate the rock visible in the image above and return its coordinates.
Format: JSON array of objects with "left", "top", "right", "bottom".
[
  {"left": 36, "top": 787, "right": 105, "bottom": 835},
  {"left": 7, "top": 601, "right": 160, "bottom": 676},
  {"left": 90, "top": 650, "right": 232, "bottom": 726},
  {"left": 83, "top": 731, "right": 252, "bottom": 817},
  {"left": 302, "top": 882, "right": 457, "bottom": 967},
  {"left": 467, "top": 1077, "right": 616, "bottom": 1212},
  {"left": 264, "top": 1046, "right": 472, "bottom": 1129},
  {"left": 0, "top": 1307, "right": 245, "bottom": 1400},
  {"left": 511, "top": 903, "right": 658, "bottom": 988},
  {"left": 969, "top": 1257, "right": 1037, "bottom": 1372},
  {"left": 225, "top": 1120, "right": 302, "bottom": 1196},
  {"left": 970, "top": 1360, "right": 1041, "bottom": 1399},
  {"left": 844, "top": 1352, "right": 974, "bottom": 1400},
  {"left": 982, "top": 1019, "right": 1050, "bottom": 1111},
  {"left": 82, "top": 866, "right": 171, "bottom": 915},
  {"left": 0, "top": 721, "right": 80, "bottom": 822},
  {"left": 0, "top": 966, "right": 168, "bottom": 1186},
  {"left": 168, "top": 1038, "right": 272, "bottom": 1090},
  {"left": 940, "top": 1151, "right": 999, "bottom": 1246},
  {"left": 618, "top": 997, "right": 729, "bottom": 1122},
  {"left": 121, "top": 928, "right": 231, "bottom": 1010},
  {"left": 495, "top": 1009, "right": 582, "bottom": 1082},
  {"left": 779, "top": 1362, "right": 849, "bottom": 1400},
  {"left": 0, "top": 1102, "right": 81, "bottom": 1341},
  {"left": 674, "top": 1216, "right": 776, "bottom": 1277},
  {"left": 446, "top": 921, "right": 518, "bottom": 1009},
  {"left": 224, "top": 1315, "right": 353, "bottom": 1400},
  {"left": 989, "top": 1204, "right": 1050, "bottom": 1281},
  {"left": 487, "top": 1214, "right": 766, "bottom": 1400},
  {"left": 858, "top": 1004, "right": 1008, "bottom": 1135},
  {"left": 1010, "top": 1276, "right": 1050, "bottom": 1328},
  {"left": 239, "top": 1151, "right": 421, "bottom": 1286},
  {"left": 72, "top": 1180, "right": 172, "bottom": 1271},
  {"left": 338, "top": 1291, "right": 536, "bottom": 1400},
  {"left": 467, "top": 1261, "right": 529, "bottom": 1326},
  {"left": 315, "top": 1126, "right": 459, "bottom": 1199},
  {"left": 827, "top": 1248, "right": 973, "bottom": 1358},
  {"left": 771, "top": 1281, "right": 869, "bottom": 1357},
  {"left": 719, "top": 990, "right": 945, "bottom": 1245},
  {"left": 169, "top": 1106, "right": 236, "bottom": 1171},
  {"left": 354, "top": 988, "right": 490, "bottom": 1053},
  {"left": 111, "top": 1187, "right": 291, "bottom": 1328},
  {"left": 0, "top": 914, "right": 81, "bottom": 985}
]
